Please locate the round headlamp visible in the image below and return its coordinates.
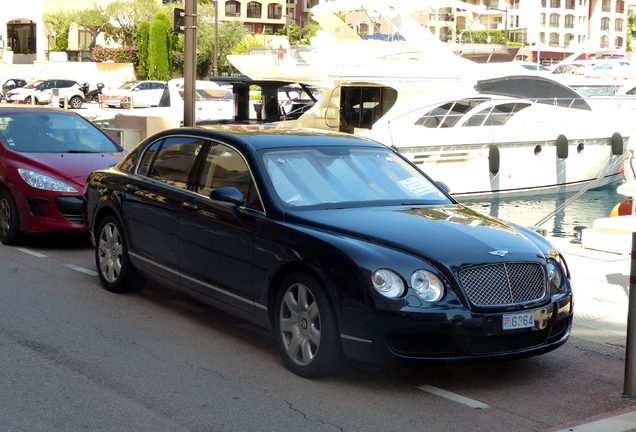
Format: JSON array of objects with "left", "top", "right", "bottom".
[
  {"left": 372, "top": 269, "right": 405, "bottom": 299},
  {"left": 411, "top": 270, "right": 444, "bottom": 302}
]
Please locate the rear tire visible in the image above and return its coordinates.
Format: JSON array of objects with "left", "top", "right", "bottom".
[
  {"left": 275, "top": 272, "right": 345, "bottom": 378},
  {"left": 24, "top": 96, "right": 33, "bottom": 105},
  {"left": 0, "top": 189, "right": 22, "bottom": 245},
  {"left": 120, "top": 98, "right": 131, "bottom": 110},
  {"left": 95, "top": 215, "right": 140, "bottom": 293}
]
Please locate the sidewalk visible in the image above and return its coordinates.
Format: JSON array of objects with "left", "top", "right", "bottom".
[{"left": 549, "top": 236, "right": 630, "bottom": 359}]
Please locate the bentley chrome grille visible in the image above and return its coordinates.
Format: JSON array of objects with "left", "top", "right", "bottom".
[{"left": 458, "top": 262, "right": 547, "bottom": 307}]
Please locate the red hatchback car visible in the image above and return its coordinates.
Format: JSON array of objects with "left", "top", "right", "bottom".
[{"left": 0, "top": 105, "right": 124, "bottom": 244}]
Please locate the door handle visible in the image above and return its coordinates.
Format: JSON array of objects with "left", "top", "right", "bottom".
[
  {"left": 182, "top": 201, "right": 198, "bottom": 211},
  {"left": 125, "top": 184, "right": 139, "bottom": 192}
]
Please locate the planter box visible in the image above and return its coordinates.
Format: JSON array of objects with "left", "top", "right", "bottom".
[{"left": 13, "top": 53, "right": 36, "bottom": 64}]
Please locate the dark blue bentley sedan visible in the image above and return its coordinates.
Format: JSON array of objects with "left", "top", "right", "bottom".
[{"left": 84, "top": 125, "right": 573, "bottom": 378}]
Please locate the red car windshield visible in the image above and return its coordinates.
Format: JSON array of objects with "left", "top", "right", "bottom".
[{"left": 0, "top": 112, "right": 121, "bottom": 153}]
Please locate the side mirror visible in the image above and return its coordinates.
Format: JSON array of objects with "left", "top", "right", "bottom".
[
  {"left": 210, "top": 187, "right": 245, "bottom": 207},
  {"left": 436, "top": 181, "right": 451, "bottom": 194}
]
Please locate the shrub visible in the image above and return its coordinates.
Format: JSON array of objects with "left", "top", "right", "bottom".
[{"left": 92, "top": 46, "right": 138, "bottom": 63}]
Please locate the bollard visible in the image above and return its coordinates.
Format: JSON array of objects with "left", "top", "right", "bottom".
[{"left": 623, "top": 231, "right": 636, "bottom": 397}]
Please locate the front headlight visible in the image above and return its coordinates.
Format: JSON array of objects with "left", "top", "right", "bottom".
[
  {"left": 411, "top": 270, "right": 445, "bottom": 302},
  {"left": 547, "top": 259, "right": 564, "bottom": 293},
  {"left": 372, "top": 269, "right": 405, "bottom": 298},
  {"left": 18, "top": 169, "right": 78, "bottom": 192}
]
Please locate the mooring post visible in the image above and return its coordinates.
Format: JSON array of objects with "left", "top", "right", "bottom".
[{"left": 624, "top": 231, "right": 636, "bottom": 397}]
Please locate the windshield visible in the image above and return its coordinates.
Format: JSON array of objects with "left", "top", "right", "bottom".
[
  {"left": 261, "top": 146, "right": 450, "bottom": 208},
  {"left": 119, "top": 82, "right": 137, "bottom": 89},
  {"left": 22, "top": 80, "right": 44, "bottom": 89},
  {"left": 0, "top": 112, "right": 122, "bottom": 153}
]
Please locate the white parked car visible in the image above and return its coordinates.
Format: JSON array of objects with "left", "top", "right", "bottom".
[
  {"left": 6, "top": 79, "right": 85, "bottom": 109},
  {"left": 100, "top": 80, "right": 167, "bottom": 109}
]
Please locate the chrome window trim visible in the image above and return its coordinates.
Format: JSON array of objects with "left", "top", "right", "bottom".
[
  {"left": 132, "top": 252, "right": 268, "bottom": 311},
  {"left": 133, "top": 134, "right": 267, "bottom": 215}
]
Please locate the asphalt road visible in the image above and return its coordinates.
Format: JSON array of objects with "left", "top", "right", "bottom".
[{"left": 0, "top": 234, "right": 634, "bottom": 432}]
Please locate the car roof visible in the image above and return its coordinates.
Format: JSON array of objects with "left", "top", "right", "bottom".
[
  {"left": 152, "top": 125, "right": 388, "bottom": 152},
  {"left": 0, "top": 104, "right": 84, "bottom": 115}
]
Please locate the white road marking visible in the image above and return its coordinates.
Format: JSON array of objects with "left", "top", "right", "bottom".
[
  {"left": 418, "top": 385, "right": 490, "bottom": 409},
  {"left": 16, "top": 248, "right": 47, "bottom": 258},
  {"left": 550, "top": 410, "right": 636, "bottom": 432},
  {"left": 63, "top": 264, "right": 98, "bottom": 276}
]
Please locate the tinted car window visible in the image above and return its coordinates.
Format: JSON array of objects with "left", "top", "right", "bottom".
[
  {"left": 0, "top": 112, "right": 121, "bottom": 153},
  {"left": 261, "top": 146, "right": 449, "bottom": 208},
  {"left": 194, "top": 142, "right": 263, "bottom": 211},
  {"left": 144, "top": 136, "right": 204, "bottom": 188}
]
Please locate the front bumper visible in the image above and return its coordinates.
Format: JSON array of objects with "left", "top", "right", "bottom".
[
  {"left": 17, "top": 193, "right": 86, "bottom": 235},
  {"left": 339, "top": 294, "right": 573, "bottom": 367}
]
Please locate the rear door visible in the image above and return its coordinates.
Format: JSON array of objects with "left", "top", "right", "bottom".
[{"left": 122, "top": 135, "right": 205, "bottom": 282}]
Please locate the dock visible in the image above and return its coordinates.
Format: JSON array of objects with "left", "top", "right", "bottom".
[{"left": 550, "top": 235, "right": 629, "bottom": 360}]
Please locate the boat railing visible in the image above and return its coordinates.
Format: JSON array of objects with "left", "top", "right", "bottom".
[{"left": 247, "top": 46, "right": 315, "bottom": 66}]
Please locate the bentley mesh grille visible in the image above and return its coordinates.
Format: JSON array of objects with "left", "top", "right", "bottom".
[{"left": 458, "top": 262, "right": 546, "bottom": 307}]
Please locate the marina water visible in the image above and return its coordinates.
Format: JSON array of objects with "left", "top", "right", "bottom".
[{"left": 458, "top": 184, "right": 625, "bottom": 239}]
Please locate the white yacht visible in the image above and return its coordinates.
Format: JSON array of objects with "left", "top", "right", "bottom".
[{"left": 227, "top": 0, "right": 633, "bottom": 197}]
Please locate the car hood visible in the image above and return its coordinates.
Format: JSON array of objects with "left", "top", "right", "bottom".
[
  {"left": 17, "top": 152, "right": 124, "bottom": 185},
  {"left": 289, "top": 204, "right": 547, "bottom": 266},
  {"left": 9, "top": 88, "right": 34, "bottom": 96}
]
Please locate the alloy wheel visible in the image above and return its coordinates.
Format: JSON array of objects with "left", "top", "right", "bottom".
[
  {"left": 97, "top": 221, "right": 123, "bottom": 284},
  {"left": 279, "top": 282, "right": 321, "bottom": 367}
]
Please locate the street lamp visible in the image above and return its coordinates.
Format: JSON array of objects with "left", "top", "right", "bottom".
[
  {"left": 47, "top": 31, "right": 55, "bottom": 51},
  {"left": 213, "top": 0, "right": 219, "bottom": 77},
  {"left": 287, "top": 15, "right": 305, "bottom": 44},
  {"left": 488, "top": 7, "right": 508, "bottom": 46}
]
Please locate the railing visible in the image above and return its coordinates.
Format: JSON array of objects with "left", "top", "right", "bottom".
[
  {"left": 225, "top": 12, "right": 240, "bottom": 17},
  {"left": 268, "top": 13, "right": 282, "bottom": 19},
  {"left": 564, "top": 23, "right": 574, "bottom": 29},
  {"left": 247, "top": 11, "right": 261, "bottom": 18},
  {"left": 549, "top": 22, "right": 560, "bottom": 28}
]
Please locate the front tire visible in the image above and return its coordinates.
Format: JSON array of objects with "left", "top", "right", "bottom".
[
  {"left": 275, "top": 272, "right": 345, "bottom": 378},
  {"left": 24, "top": 96, "right": 33, "bottom": 105},
  {"left": 69, "top": 95, "right": 83, "bottom": 109},
  {"left": 0, "top": 189, "right": 22, "bottom": 245},
  {"left": 95, "top": 215, "right": 139, "bottom": 293},
  {"left": 120, "top": 98, "right": 131, "bottom": 109}
]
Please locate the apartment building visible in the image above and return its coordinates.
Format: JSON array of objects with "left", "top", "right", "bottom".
[
  {"left": 339, "top": 1, "right": 629, "bottom": 63},
  {"left": 468, "top": 0, "right": 629, "bottom": 62}
]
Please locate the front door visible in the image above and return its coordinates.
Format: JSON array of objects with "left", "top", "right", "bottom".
[{"left": 178, "top": 140, "right": 264, "bottom": 310}]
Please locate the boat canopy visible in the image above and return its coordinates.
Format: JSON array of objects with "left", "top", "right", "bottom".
[{"left": 475, "top": 75, "right": 592, "bottom": 111}]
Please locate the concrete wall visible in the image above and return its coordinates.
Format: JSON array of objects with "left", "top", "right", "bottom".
[{"left": 0, "top": 61, "right": 136, "bottom": 88}]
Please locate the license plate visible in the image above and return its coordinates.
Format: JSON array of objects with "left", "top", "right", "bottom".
[{"left": 503, "top": 311, "right": 535, "bottom": 330}]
